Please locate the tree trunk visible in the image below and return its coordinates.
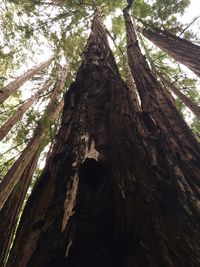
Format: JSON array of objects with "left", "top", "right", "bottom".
[
  {"left": 0, "top": 58, "right": 53, "bottom": 104},
  {"left": 0, "top": 93, "right": 63, "bottom": 266},
  {"left": 0, "top": 152, "right": 39, "bottom": 267},
  {"left": 7, "top": 10, "right": 200, "bottom": 267},
  {"left": 138, "top": 25, "right": 200, "bottom": 77},
  {"left": 123, "top": 7, "right": 200, "bottom": 266},
  {"left": 0, "top": 79, "right": 53, "bottom": 141},
  {"left": 156, "top": 71, "right": 200, "bottom": 118},
  {"left": 0, "top": 71, "right": 65, "bottom": 210}
]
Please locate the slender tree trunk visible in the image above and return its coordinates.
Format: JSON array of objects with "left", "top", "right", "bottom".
[
  {"left": 0, "top": 58, "right": 53, "bottom": 104},
  {"left": 156, "top": 71, "right": 200, "bottom": 118},
  {"left": 7, "top": 10, "right": 200, "bottom": 267},
  {"left": 0, "top": 79, "right": 53, "bottom": 141},
  {"left": 138, "top": 25, "right": 200, "bottom": 77},
  {"left": 0, "top": 152, "right": 39, "bottom": 267},
  {"left": 0, "top": 94, "right": 63, "bottom": 266},
  {"left": 0, "top": 70, "right": 65, "bottom": 210},
  {"left": 123, "top": 7, "right": 200, "bottom": 266}
]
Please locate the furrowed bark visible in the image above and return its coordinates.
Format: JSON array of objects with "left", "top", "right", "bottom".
[
  {"left": 0, "top": 58, "right": 53, "bottom": 104},
  {"left": 0, "top": 69, "right": 66, "bottom": 210},
  {"left": 138, "top": 26, "right": 200, "bottom": 77},
  {"left": 0, "top": 79, "right": 53, "bottom": 141},
  {"left": 156, "top": 71, "right": 200, "bottom": 118},
  {"left": 7, "top": 9, "right": 200, "bottom": 267}
]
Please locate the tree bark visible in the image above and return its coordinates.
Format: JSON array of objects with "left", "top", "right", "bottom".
[
  {"left": 125, "top": 63, "right": 141, "bottom": 111},
  {"left": 138, "top": 25, "right": 200, "bottom": 77},
  {"left": 156, "top": 71, "right": 200, "bottom": 118},
  {"left": 0, "top": 79, "right": 53, "bottom": 141},
  {"left": 6, "top": 9, "right": 200, "bottom": 267},
  {"left": 0, "top": 91, "right": 63, "bottom": 266},
  {"left": 0, "top": 69, "right": 65, "bottom": 210},
  {"left": 0, "top": 58, "right": 53, "bottom": 104},
  {"left": 123, "top": 7, "right": 200, "bottom": 266},
  {"left": 0, "top": 152, "right": 39, "bottom": 267}
]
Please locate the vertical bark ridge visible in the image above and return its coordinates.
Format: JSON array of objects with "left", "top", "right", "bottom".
[{"left": 125, "top": 63, "right": 141, "bottom": 111}]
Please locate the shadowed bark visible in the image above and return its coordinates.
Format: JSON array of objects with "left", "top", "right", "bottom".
[
  {"left": 138, "top": 25, "right": 200, "bottom": 77},
  {"left": 6, "top": 8, "right": 200, "bottom": 267}
]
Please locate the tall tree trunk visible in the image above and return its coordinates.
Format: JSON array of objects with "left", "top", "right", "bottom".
[
  {"left": 156, "top": 70, "right": 200, "bottom": 118},
  {"left": 0, "top": 69, "right": 66, "bottom": 210},
  {"left": 123, "top": 6, "right": 200, "bottom": 266},
  {"left": 137, "top": 25, "right": 200, "bottom": 77},
  {"left": 0, "top": 58, "right": 53, "bottom": 104},
  {"left": 0, "top": 94, "right": 63, "bottom": 267},
  {"left": 0, "top": 152, "right": 39, "bottom": 267},
  {"left": 7, "top": 9, "right": 200, "bottom": 267},
  {"left": 0, "top": 79, "right": 53, "bottom": 141}
]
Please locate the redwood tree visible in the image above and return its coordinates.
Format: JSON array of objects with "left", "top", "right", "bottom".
[
  {"left": 156, "top": 70, "right": 200, "bottom": 118},
  {"left": 6, "top": 8, "right": 200, "bottom": 267},
  {"left": 138, "top": 25, "right": 200, "bottom": 77},
  {"left": 0, "top": 58, "right": 53, "bottom": 104}
]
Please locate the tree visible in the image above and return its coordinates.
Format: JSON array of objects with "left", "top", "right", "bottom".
[
  {"left": 6, "top": 8, "right": 200, "bottom": 267},
  {"left": 138, "top": 25, "right": 200, "bottom": 77},
  {"left": 0, "top": 58, "right": 53, "bottom": 104},
  {"left": 0, "top": 78, "right": 53, "bottom": 141},
  {"left": 156, "top": 70, "right": 200, "bottom": 118},
  {"left": 0, "top": 152, "right": 39, "bottom": 267},
  {"left": 0, "top": 64, "right": 67, "bottom": 210}
]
